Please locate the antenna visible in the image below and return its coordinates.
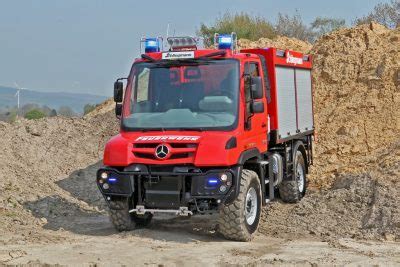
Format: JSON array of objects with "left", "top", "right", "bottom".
[
  {"left": 165, "top": 23, "right": 171, "bottom": 50},
  {"left": 166, "top": 23, "right": 170, "bottom": 39}
]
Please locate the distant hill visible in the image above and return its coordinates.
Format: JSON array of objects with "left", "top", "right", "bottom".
[{"left": 0, "top": 86, "right": 108, "bottom": 114}]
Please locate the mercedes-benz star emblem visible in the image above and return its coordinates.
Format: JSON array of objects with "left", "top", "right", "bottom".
[{"left": 155, "top": 144, "right": 170, "bottom": 160}]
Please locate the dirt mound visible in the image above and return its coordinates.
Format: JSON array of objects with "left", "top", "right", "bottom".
[
  {"left": 84, "top": 97, "right": 115, "bottom": 118},
  {"left": 260, "top": 141, "right": 400, "bottom": 241},
  {"left": 0, "top": 112, "right": 118, "bottom": 244},
  {"left": 310, "top": 22, "right": 400, "bottom": 187},
  {"left": 239, "top": 36, "right": 312, "bottom": 53}
]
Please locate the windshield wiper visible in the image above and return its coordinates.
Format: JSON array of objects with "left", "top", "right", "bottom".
[
  {"left": 198, "top": 50, "right": 226, "bottom": 59},
  {"left": 169, "top": 127, "right": 204, "bottom": 132},
  {"left": 139, "top": 127, "right": 204, "bottom": 132},
  {"left": 140, "top": 127, "right": 166, "bottom": 132}
]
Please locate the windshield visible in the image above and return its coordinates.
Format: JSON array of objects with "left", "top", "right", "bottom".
[{"left": 122, "top": 59, "right": 239, "bottom": 131}]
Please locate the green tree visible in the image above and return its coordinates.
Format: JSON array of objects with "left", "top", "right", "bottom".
[
  {"left": 25, "top": 109, "right": 46, "bottom": 120},
  {"left": 275, "top": 12, "right": 315, "bottom": 42},
  {"left": 83, "top": 104, "right": 96, "bottom": 115},
  {"left": 311, "top": 17, "right": 346, "bottom": 37},
  {"left": 198, "top": 12, "right": 276, "bottom": 47},
  {"left": 49, "top": 109, "right": 57, "bottom": 117},
  {"left": 355, "top": 0, "right": 399, "bottom": 29},
  {"left": 58, "top": 106, "right": 75, "bottom": 117}
]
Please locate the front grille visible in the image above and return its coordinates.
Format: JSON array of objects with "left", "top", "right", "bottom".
[
  {"left": 133, "top": 152, "right": 155, "bottom": 159},
  {"left": 133, "top": 143, "right": 158, "bottom": 149},
  {"left": 170, "top": 153, "right": 191, "bottom": 159},
  {"left": 132, "top": 142, "right": 197, "bottom": 161}
]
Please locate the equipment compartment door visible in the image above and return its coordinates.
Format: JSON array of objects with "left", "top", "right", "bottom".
[
  {"left": 295, "top": 69, "right": 313, "bottom": 132},
  {"left": 275, "top": 67, "right": 297, "bottom": 139}
]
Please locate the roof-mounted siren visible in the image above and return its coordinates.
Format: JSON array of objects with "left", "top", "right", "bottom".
[
  {"left": 167, "top": 36, "right": 199, "bottom": 51},
  {"left": 214, "top": 32, "right": 237, "bottom": 52},
  {"left": 140, "top": 37, "right": 163, "bottom": 54}
]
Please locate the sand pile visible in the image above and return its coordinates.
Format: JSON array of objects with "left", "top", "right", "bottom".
[
  {"left": 239, "top": 36, "right": 312, "bottom": 53},
  {"left": 309, "top": 22, "right": 400, "bottom": 187},
  {"left": 0, "top": 112, "right": 118, "bottom": 244},
  {"left": 260, "top": 140, "right": 400, "bottom": 241},
  {"left": 84, "top": 98, "right": 115, "bottom": 118}
]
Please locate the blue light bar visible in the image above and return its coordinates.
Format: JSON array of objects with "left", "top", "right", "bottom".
[{"left": 144, "top": 38, "right": 160, "bottom": 53}]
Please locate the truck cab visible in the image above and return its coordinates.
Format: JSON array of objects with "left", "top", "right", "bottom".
[{"left": 97, "top": 33, "right": 314, "bottom": 241}]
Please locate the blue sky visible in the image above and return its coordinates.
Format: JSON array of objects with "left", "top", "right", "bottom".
[{"left": 0, "top": 0, "right": 390, "bottom": 96}]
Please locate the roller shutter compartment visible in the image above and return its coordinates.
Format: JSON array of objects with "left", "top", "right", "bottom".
[
  {"left": 275, "top": 67, "right": 297, "bottom": 139},
  {"left": 295, "top": 69, "right": 314, "bottom": 132}
]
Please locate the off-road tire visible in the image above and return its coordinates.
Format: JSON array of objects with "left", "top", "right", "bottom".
[
  {"left": 218, "top": 169, "right": 261, "bottom": 241},
  {"left": 279, "top": 150, "right": 306, "bottom": 203},
  {"left": 108, "top": 199, "right": 136, "bottom": 231},
  {"left": 132, "top": 213, "right": 153, "bottom": 227}
]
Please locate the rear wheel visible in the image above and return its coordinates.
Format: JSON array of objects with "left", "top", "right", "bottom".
[
  {"left": 218, "top": 169, "right": 261, "bottom": 241},
  {"left": 279, "top": 150, "right": 306, "bottom": 203}
]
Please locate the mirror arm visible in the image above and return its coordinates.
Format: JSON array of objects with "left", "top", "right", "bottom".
[{"left": 116, "top": 77, "right": 128, "bottom": 82}]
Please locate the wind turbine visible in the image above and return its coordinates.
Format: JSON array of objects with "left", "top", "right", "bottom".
[{"left": 14, "top": 82, "right": 26, "bottom": 117}]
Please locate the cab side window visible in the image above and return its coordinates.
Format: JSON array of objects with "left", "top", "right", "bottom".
[
  {"left": 248, "top": 62, "right": 260, "bottom": 77},
  {"left": 244, "top": 62, "right": 260, "bottom": 102}
]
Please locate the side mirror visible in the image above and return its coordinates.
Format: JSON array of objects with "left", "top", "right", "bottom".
[
  {"left": 114, "top": 81, "right": 124, "bottom": 102},
  {"left": 251, "top": 101, "right": 264, "bottom": 114},
  {"left": 115, "top": 103, "right": 122, "bottom": 118},
  {"left": 251, "top": 77, "right": 263, "bottom": 99}
]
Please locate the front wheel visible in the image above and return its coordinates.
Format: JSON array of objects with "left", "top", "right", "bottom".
[
  {"left": 108, "top": 199, "right": 153, "bottom": 231},
  {"left": 218, "top": 169, "right": 262, "bottom": 241}
]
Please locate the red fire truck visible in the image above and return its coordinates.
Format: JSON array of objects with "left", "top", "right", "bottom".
[{"left": 97, "top": 33, "right": 314, "bottom": 241}]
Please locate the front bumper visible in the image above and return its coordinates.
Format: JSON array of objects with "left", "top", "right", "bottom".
[{"left": 96, "top": 164, "right": 241, "bottom": 206}]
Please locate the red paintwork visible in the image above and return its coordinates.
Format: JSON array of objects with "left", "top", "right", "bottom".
[
  {"left": 241, "top": 48, "right": 312, "bottom": 134},
  {"left": 104, "top": 47, "right": 312, "bottom": 167}
]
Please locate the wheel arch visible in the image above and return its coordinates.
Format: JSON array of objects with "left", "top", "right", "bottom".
[
  {"left": 224, "top": 148, "right": 264, "bottom": 205},
  {"left": 293, "top": 140, "right": 308, "bottom": 174}
]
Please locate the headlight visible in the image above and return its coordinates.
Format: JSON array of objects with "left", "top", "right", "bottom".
[{"left": 220, "top": 173, "right": 228, "bottom": 181}]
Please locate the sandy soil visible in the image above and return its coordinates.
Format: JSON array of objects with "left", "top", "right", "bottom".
[
  {"left": 1, "top": 161, "right": 399, "bottom": 266},
  {"left": 1, "top": 213, "right": 400, "bottom": 266}
]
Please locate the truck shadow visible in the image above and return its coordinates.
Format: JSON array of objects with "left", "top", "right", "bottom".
[{"left": 24, "top": 161, "right": 225, "bottom": 243}]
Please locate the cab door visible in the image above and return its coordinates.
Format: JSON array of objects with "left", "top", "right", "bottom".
[{"left": 242, "top": 60, "right": 268, "bottom": 153}]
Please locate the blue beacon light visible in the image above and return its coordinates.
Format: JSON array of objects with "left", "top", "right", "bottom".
[
  {"left": 215, "top": 32, "right": 237, "bottom": 51},
  {"left": 144, "top": 38, "right": 160, "bottom": 53},
  {"left": 218, "top": 35, "right": 233, "bottom": 49}
]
